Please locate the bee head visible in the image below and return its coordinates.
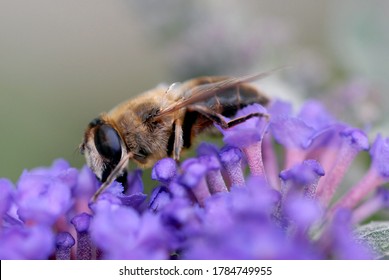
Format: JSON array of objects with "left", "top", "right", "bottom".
[{"left": 81, "top": 117, "right": 128, "bottom": 183}]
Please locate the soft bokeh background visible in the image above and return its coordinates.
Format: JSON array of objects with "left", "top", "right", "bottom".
[{"left": 1, "top": 0, "right": 388, "bottom": 181}]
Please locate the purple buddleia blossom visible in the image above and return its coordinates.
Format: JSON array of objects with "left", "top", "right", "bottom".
[{"left": 1, "top": 97, "right": 387, "bottom": 260}]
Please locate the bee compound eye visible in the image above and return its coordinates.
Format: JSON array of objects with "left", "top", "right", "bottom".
[{"left": 94, "top": 124, "right": 122, "bottom": 164}]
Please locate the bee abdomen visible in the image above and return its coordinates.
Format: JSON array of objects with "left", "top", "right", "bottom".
[
  {"left": 204, "top": 83, "right": 269, "bottom": 117},
  {"left": 181, "top": 83, "right": 269, "bottom": 149}
]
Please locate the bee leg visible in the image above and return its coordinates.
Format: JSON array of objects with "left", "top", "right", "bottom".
[
  {"left": 188, "top": 104, "right": 268, "bottom": 129},
  {"left": 173, "top": 118, "right": 184, "bottom": 161}
]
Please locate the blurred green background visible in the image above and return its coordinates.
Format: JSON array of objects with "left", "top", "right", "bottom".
[{"left": 1, "top": 0, "right": 388, "bottom": 182}]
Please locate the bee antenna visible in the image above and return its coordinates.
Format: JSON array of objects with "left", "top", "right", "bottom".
[{"left": 91, "top": 152, "right": 133, "bottom": 202}]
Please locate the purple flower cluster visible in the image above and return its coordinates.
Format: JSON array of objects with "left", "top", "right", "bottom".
[{"left": 1, "top": 100, "right": 388, "bottom": 260}]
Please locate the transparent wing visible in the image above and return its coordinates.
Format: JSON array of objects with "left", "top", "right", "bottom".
[{"left": 153, "top": 67, "right": 283, "bottom": 120}]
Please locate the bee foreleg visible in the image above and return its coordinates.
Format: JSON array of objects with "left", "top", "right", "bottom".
[
  {"left": 173, "top": 118, "right": 184, "bottom": 161},
  {"left": 188, "top": 104, "right": 268, "bottom": 129}
]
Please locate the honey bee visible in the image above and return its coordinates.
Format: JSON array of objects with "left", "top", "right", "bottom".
[{"left": 81, "top": 71, "right": 275, "bottom": 200}]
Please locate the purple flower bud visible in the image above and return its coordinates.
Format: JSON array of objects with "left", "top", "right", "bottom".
[
  {"left": 179, "top": 160, "right": 207, "bottom": 188},
  {"left": 71, "top": 212, "right": 92, "bottom": 233},
  {"left": 279, "top": 160, "right": 324, "bottom": 199},
  {"left": 179, "top": 159, "right": 210, "bottom": 206},
  {"left": 56, "top": 232, "right": 75, "bottom": 260},
  {"left": 151, "top": 158, "right": 177, "bottom": 184},
  {"left": 196, "top": 142, "right": 220, "bottom": 157},
  {"left": 71, "top": 213, "right": 93, "bottom": 260}
]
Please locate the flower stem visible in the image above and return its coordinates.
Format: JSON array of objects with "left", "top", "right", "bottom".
[
  {"left": 329, "top": 168, "right": 384, "bottom": 214},
  {"left": 243, "top": 141, "right": 266, "bottom": 178}
]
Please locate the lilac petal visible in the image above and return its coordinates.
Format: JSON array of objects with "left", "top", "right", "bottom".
[
  {"left": 125, "top": 169, "right": 144, "bottom": 195},
  {"left": 268, "top": 99, "right": 293, "bottom": 118},
  {"left": 270, "top": 116, "right": 316, "bottom": 149},
  {"left": 16, "top": 172, "right": 72, "bottom": 225},
  {"left": 90, "top": 205, "right": 140, "bottom": 259},
  {"left": 297, "top": 100, "right": 335, "bottom": 130},
  {"left": 93, "top": 181, "right": 124, "bottom": 199},
  {"left": 232, "top": 177, "right": 281, "bottom": 216},
  {"left": 279, "top": 160, "right": 325, "bottom": 199},
  {"left": 132, "top": 212, "right": 173, "bottom": 259},
  {"left": 74, "top": 166, "right": 99, "bottom": 198},
  {"left": 31, "top": 159, "right": 78, "bottom": 188},
  {"left": 0, "top": 178, "right": 14, "bottom": 218},
  {"left": 149, "top": 186, "right": 172, "bottom": 212},
  {"left": 56, "top": 232, "right": 75, "bottom": 260},
  {"left": 179, "top": 160, "right": 207, "bottom": 188},
  {"left": 0, "top": 225, "right": 55, "bottom": 260},
  {"left": 196, "top": 142, "right": 220, "bottom": 157},
  {"left": 168, "top": 181, "right": 193, "bottom": 201},
  {"left": 283, "top": 197, "right": 323, "bottom": 230},
  {"left": 91, "top": 191, "right": 122, "bottom": 209},
  {"left": 91, "top": 204, "right": 171, "bottom": 259},
  {"left": 370, "top": 134, "right": 389, "bottom": 178},
  {"left": 118, "top": 193, "right": 147, "bottom": 210},
  {"left": 71, "top": 213, "right": 93, "bottom": 260},
  {"left": 218, "top": 104, "right": 269, "bottom": 148},
  {"left": 151, "top": 158, "right": 177, "bottom": 184},
  {"left": 51, "top": 161, "right": 78, "bottom": 188}
]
